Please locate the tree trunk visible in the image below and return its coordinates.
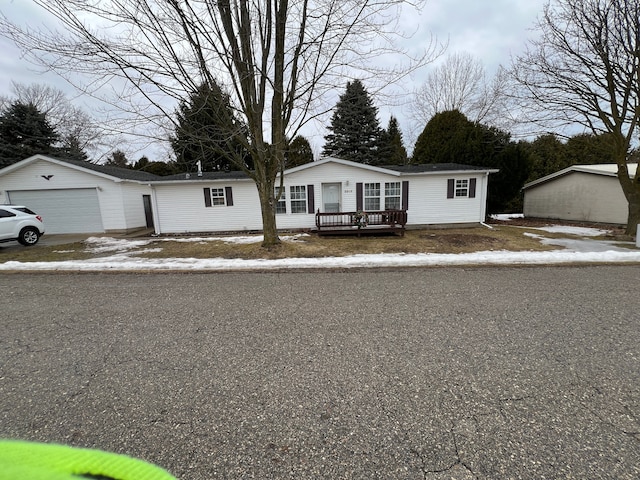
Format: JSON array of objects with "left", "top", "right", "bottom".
[
  {"left": 616, "top": 161, "right": 640, "bottom": 235},
  {"left": 625, "top": 190, "right": 640, "bottom": 236},
  {"left": 256, "top": 178, "right": 280, "bottom": 247}
]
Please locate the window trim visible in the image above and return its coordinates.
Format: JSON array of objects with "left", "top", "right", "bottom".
[
  {"left": 289, "top": 185, "right": 307, "bottom": 214},
  {"left": 275, "top": 186, "right": 287, "bottom": 215},
  {"left": 364, "top": 182, "right": 381, "bottom": 211},
  {"left": 357, "top": 182, "right": 408, "bottom": 211},
  {"left": 384, "top": 181, "right": 401, "bottom": 210},
  {"left": 210, "top": 187, "right": 226, "bottom": 206},
  {"left": 203, "top": 186, "right": 234, "bottom": 207}
]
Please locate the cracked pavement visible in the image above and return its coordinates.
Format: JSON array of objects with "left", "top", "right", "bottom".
[{"left": 1, "top": 266, "right": 639, "bottom": 479}]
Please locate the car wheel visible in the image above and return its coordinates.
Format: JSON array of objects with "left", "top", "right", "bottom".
[{"left": 18, "top": 227, "right": 40, "bottom": 246}]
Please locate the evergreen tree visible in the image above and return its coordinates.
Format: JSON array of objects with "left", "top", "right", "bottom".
[
  {"left": 413, "top": 110, "right": 530, "bottom": 213},
  {"left": 565, "top": 133, "right": 617, "bottom": 166},
  {"left": 105, "top": 149, "right": 129, "bottom": 168},
  {"left": 171, "top": 81, "right": 250, "bottom": 173},
  {"left": 413, "top": 110, "right": 472, "bottom": 164},
  {"left": 58, "top": 134, "right": 89, "bottom": 162},
  {"left": 377, "top": 116, "right": 408, "bottom": 165},
  {"left": 133, "top": 156, "right": 182, "bottom": 176},
  {"left": 0, "top": 101, "right": 59, "bottom": 168},
  {"left": 285, "top": 135, "right": 314, "bottom": 167},
  {"left": 322, "top": 80, "right": 383, "bottom": 163},
  {"left": 522, "top": 134, "right": 569, "bottom": 182}
]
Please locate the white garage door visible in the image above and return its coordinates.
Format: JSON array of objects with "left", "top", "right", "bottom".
[{"left": 8, "top": 189, "right": 104, "bottom": 234}]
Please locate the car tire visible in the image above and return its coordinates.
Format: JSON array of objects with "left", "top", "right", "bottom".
[{"left": 18, "top": 227, "right": 40, "bottom": 246}]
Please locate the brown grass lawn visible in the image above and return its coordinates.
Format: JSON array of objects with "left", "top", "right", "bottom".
[
  {"left": 1, "top": 220, "right": 629, "bottom": 263},
  {"left": 137, "top": 225, "right": 555, "bottom": 260}
]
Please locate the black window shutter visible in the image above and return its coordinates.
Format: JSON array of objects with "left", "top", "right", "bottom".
[
  {"left": 225, "top": 186, "right": 234, "bottom": 206},
  {"left": 401, "top": 181, "right": 409, "bottom": 210},
  {"left": 469, "top": 178, "right": 477, "bottom": 198},
  {"left": 447, "top": 179, "right": 455, "bottom": 199},
  {"left": 307, "top": 184, "right": 315, "bottom": 213},
  {"left": 204, "top": 188, "right": 212, "bottom": 207},
  {"left": 356, "top": 183, "right": 363, "bottom": 210}
]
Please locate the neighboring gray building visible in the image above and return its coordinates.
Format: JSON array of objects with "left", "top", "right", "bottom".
[{"left": 523, "top": 164, "right": 637, "bottom": 225}]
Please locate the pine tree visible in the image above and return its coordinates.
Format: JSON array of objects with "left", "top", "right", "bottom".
[
  {"left": 377, "top": 116, "right": 408, "bottom": 165},
  {"left": 285, "top": 135, "right": 314, "bottom": 167},
  {"left": 522, "top": 134, "right": 569, "bottom": 182},
  {"left": 105, "top": 149, "right": 130, "bottom": 168},
  {"left": 322, "top": 80, "right": 382, "bottom": 163},
  {"left": 171, "top": 81, "right": 250, "bottom": 172},
  {"left": 0, "top": 101, "right": 59, "bottom": 168},
  {"left": 412, "top": 110, "right": 472, "bottom": 164}
]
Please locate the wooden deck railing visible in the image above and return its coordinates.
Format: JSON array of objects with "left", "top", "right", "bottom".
[{"left": 314, "top": 209, "right": 407, "bottom": 236}]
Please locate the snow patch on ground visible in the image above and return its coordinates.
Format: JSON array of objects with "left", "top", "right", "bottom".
[
  {"left": 532, "top": 225, "right": 609, "bottom": 237},
  {"left": 3, "top": 225, "right": 638, "bottom": 272}
]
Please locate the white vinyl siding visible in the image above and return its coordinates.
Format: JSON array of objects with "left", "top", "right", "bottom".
[{"left": 154, "top": 182, "right": 262, "bottom": 234}]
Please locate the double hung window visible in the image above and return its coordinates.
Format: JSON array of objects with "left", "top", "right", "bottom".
[
  {"left": 275, "top": 187, "right": 286, "bottom": 214},
  {"left": 210, "top": 188, "right": 226, "bottom": 205},
  {"left": 455, "top": 179, "right": 469, "bottom": 197},
  {"left": 385, "top": 182, "right": 401, "bottom": 209},
  {"left": 364, "top": 183, "right": 380, "bottom": 210},
  {"left": 290, "top": 185, "right": 307, "bottom": 213}
]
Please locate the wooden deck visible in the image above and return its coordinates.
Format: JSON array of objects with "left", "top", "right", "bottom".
[{"left": 313, "top": 210, "right": 407, "bottom": 236}]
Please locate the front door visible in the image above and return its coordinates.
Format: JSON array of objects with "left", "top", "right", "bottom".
[{"left": 322, "top": 183, "right": 341, "bottom": 212}]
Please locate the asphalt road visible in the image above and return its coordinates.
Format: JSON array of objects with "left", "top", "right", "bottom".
[{"left": 1, "top": 267, "right": 639, "bottom": 479}]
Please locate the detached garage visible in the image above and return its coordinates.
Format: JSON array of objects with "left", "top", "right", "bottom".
[
  {"left": 0, "top": 155, "right": 158, "bottom": 234},
  {"left": 523, "top": 163, "right": 637, "bottom": 225}
]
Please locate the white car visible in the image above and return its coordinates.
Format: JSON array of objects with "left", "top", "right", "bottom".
[{"left": 0, "top": 205, "right": 46, "bottom": 246}]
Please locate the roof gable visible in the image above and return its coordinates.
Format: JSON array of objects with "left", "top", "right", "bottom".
[
  {"left": 284, "top": 157, "right": 498, "bottom": 176},
  {"left": 284, "top": 157, "right": 401, "bottom": 176},
  {"left": 523, "top": 163, "right": 638, "bottom": 190},
  {"left": 0, "top": 154, "right": 161, "bottom": 182}
]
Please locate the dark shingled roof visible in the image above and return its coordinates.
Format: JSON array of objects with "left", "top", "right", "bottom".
[
  {"left": 48, "top": 156, "right": 162, "bottom": 181},
  {"left": 383, "top": 163, "right": 495, "bottom": 173},
  {"left": 155, "top": 170, "right": 250, "bottom": 181},
  {"left": 153, "top": 163, "right": 493, "bottom": 181}
]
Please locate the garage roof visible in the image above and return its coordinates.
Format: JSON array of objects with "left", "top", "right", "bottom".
[
  {"left": 523, "top": 163, "right": 639, "bottom": 190},
  {"left": 0, "top": 154, "right": 161, "bottom": 182}
]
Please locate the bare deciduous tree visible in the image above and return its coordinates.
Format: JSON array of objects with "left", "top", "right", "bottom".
[
  {"left": 7, "top": 82, "right": 105, "bottom": 161},
  {"left": 512, "top": 0, "right": 640, "bottom": 234},
  {"left": 0, "top": 0, "right": 439, "bottom": 246},
  {"left": 412, "top": 52, "right": 510, "bottom": 130}
]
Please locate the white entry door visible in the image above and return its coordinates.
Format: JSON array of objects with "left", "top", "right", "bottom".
[{"left": 322, "top": 183, "right": 341, "bottom": 212}]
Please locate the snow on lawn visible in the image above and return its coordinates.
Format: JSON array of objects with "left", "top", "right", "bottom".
[
  {"left": 0, "top": 229, "right": 639, "bottom": 271},
  {"left": 2, "top": 249, "right": 640, "bottom": 272},
  {"left": 531, "top": 225, "right": 609, "bottom": 237},
  {"left": 490, "top": 213, "right": 524, "bottom": 221}
]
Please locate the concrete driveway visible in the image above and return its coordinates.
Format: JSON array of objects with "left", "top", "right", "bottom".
[{"left": 1, "top": 268, "right": 638, "bottom": 479}]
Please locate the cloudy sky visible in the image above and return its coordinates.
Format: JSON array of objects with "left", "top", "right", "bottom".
[{"left": 0, "top": 0, "right": 547, "bottom": 160}]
